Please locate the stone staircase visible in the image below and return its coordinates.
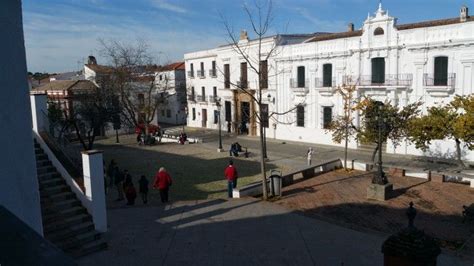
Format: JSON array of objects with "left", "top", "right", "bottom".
[{"left": 34, "top": 141, "right": 107, "bottom": 258}]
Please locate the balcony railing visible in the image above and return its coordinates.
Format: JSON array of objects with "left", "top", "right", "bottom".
[
  {"left": 208, "top": 95, "right": 219, "bottom": 103},
  {"left": 290, "top": 78, "right": 309, "bottom": 89},
  {"left": 315, "top": 77, "right": 336, "bottom": 88},
  {"left": 342, "top": 74, "right": 413, "bottom": 87},
  {"left": 187, "top": 95, "right": 195, "bottom": 101},
  {"left": 209, "top": 69, "right": 217, "bottom": 78},
  {"left": 424, "top": 73, "right": 456, "bottom": 88},
  {"left": 196, "top": 95, "right": 206, "bottom": 102},
  {"left": 187, "top": 71, "right": 194, "bottom": 78},
  {"left": 197, "top": 70, "right": 205, "bottom": 78},
  {"left": 237, "top": 80, "right": 248, "bottom": 89}
]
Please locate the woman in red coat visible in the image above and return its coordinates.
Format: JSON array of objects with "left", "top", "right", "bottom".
[{"left": 153, "top": 167, "right": 173, "bottom": 203}]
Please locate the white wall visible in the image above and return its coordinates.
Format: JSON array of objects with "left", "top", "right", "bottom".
[{"left": 0, "top": 1, "right": 43, "bottom": 234}]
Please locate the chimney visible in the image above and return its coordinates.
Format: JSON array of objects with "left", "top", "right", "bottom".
[
  {"left": 240, "top": 30, "right": 248, "bottom": 41},
  {"left": 348, "top": 23, "right": 354, "bottom": 32},
  {"left": 461, "top": 5, "right": 469, "bottom": 22},
  {"left": 88, "top": 55, "right": 97, "bottom": 65}
]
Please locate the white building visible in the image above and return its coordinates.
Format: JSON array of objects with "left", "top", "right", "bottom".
[
  {"left": 154, "top": 62, "right": 187, "bottom": 125},
  {"left": 185, "top": 4, "right": 474, "bottom": 162}
]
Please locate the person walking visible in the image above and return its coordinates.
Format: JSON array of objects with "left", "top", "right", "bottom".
[
  {"left": 114, "top": 166, "right": 125, "bottom": 201},
  {"left": 138, "top": 175, "right": 149, "bottom": 204},
  {"left": 153, "top": 167, "right": 173, "bottom": 203},
  {"left": 107, "top": 160, "right": 117, "bottom": 188},
  {"left": 224, "top": 160, "right": 238, "bottom": 198},
  {"left": 307, "top": 147, "right": 314, "bottom": 166},
  {"left": 123, "top": 174, "right": 136, "bottom": 206}
]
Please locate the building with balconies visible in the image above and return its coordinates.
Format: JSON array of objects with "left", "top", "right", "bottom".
[{"left": 274, "top": 3, "right": 474, "bottom": 160}]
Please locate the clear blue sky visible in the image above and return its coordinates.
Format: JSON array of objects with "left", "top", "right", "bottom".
[{"left": 23, "top": 0, "right": 473, "bottom": 72}]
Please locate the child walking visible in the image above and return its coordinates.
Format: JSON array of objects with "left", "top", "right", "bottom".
[{"left": 138, "top": 175, "right": 149, "bottom": 204}]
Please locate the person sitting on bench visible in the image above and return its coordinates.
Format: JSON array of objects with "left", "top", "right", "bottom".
[{"left": 229, "top": 143, "right": 239, "bottom": 157}]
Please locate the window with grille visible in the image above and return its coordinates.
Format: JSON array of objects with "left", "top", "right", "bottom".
[
  {"left": 296, "top": 105, "right": 305, "bottom": 127},
  {"left": 323, "top": 107, "right": 333, "bottom": 129},
  {"left": 434, "top": 56, "right": 448, "bottom": 86}
]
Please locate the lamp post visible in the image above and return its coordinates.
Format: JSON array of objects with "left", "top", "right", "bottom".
[
  {"left": 216, "top": 97, "right": 223, "bottom": 152},
  {"left": 372, "top": 101, "right": 388, "bottom": 185}
]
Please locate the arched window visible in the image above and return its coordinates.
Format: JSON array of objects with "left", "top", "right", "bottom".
[{"left": 374, "top": 27, "right": 384, "bottom": 36}]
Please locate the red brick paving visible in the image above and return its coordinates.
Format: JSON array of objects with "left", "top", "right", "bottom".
[{"left": 277, "top": 169, "right": 474, "bottom": 247}]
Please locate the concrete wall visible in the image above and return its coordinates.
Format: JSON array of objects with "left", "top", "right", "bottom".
[{"left": 0, "top": 1, "right": 43, "bottom": 234}]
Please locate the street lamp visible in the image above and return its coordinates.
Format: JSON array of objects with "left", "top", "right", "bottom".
[
  {"left": 216, "top": 97, "right": 223, "bottom": 152},
  {"left": 372, "top": 101, "right": 388, "bottom": 185}
]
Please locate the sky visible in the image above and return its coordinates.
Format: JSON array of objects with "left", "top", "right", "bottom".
[{"left": 23, "top": 0, "right": 473, "bottom": 73}]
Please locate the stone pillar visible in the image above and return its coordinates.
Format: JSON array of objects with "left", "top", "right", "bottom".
[
  {"left": 82, "top": 150, "right": 107, "bottom": 232},
  {"left": 30, "top": 93, "right": 48, "bottom": 134}
]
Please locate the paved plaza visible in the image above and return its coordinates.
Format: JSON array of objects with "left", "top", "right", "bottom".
[
  {"left": 78, "top": 198, "right": 470, "bottom": 266},
  {"left": 87, "top": 128, "right": 474, "bottom": 265}
]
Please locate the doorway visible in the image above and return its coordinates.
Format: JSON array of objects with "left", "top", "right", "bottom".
[
  {"left": 240, "top": 102, "right": 250, "bottom": 134},
  {"left": 202, "top": 109, "right": 207, "bottom": 128}
]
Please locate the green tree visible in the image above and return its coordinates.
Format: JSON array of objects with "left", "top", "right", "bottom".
[
  {"left": 326, "top": 83, "right": 358, "bottom": 171},
  {"left": 408, "top": 95, "right": 474, "bottom": 167},
  {"left": 356, "top": 98, "right": 422, "bottom": 162}
]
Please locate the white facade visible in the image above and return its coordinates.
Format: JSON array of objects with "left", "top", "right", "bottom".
[
  {"left": 185, "top": 4, "right": 474, "bottom": 162},
  {"left": 155, "top": 65, "right": 187, "bottom": 125},
  {"left": 0, "top": 1, "right": 43, "bottom": 234}
]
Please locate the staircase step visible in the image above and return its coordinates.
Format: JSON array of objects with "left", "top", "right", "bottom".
[
  {"left": 36, "top": 154, "right": 48, "bottom": 160},
  {"left": 43, "top": 206, "right": 87, "bottom": 222},
  {"left": 36, "top": 159, "right": 52, "bottom": 167},
  {"left": 68, "top": 239, "right": 107, "bottom": 258},
  {"left": 36, "top": 165, "right": 56, "bottom": 175},
  {"left": 40, "top": 184, "right": 70, "bottom": 195},
  {"left": 38, "top": 172, "right": 61, "bottom": 181},
  {"left": 44, "top": 213, "right": 92, "bottom": 234},
  {"left": 39, "top": 177, "right": 65, "bottom": 188},
  {"left": 48, "top": 221, "right": 96, "bottom": 243},
  {"left": 56, "top": 229, "right": 101, "bottom": 250},
  {"left": 42, "top": 198, "right": 81, "bottom": 214},
  {"left": 42, "top": 191, "right": 75, "bottom": 202}
]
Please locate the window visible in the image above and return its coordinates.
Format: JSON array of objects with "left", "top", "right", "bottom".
[
  {"left": 159, "top": 75, "right": 163, "bottom": 81},
  {"left": 213, "top": 87, "right": 217, "bottom": 97},
  {"left": 371, "top": 58, "right": 385, "bottom": 84},
  {"left": 323, "top": 64, "right": 332, "bottom": 87},
  {"left": 214, "top": 110, "right": 219, "bottom": 124},
  {"left": 296, "top": 105, "right": 305, "bottom": 127},
  {"left": 161, "top": 109, "right": 165, "bottom": 116},
  {"left": 323, "top": 107, "right": 333, "bottom": 129},
  {"left": 137, "top": 93, "right": 145, "bottom": 107},
  {"left": 240, "top": 62, "right": 248, "bottom": 88},
  {"left": 434, "top": 56, "right": 448, "bottom": 86},
  {"left": 200, "top": 62, "right": 204, "bottom": 72},
  {"left": 224, "top": 64, "right": 230, "bottom": 88},
  {"left": 199, "top": 62, "right": 204, "bottom": 77},
  {"left": 190, "top": 63, "right": 194, "bottom": 76},
  {"left": 374, "top": 27, "right": 384, "bottom": 36},
  {"left": 225, "top": 101, "right": 231, "bottom": 122},
  {"left": 192, "top": 108, "right": 196, "bottom": 120},
  {"left": 260, "top": 60, "right": 268, "bottom": 89},
  {"left": 261, "top": 104, "right": 269, "bottom": 128},
  {"left": 297, "top": 66, "right": 305, "bottom": 88},
  {"left": 191, "top": 87, "right": 195, "bottom": 99},
  {"left": 201, "top": 87, "right": 205, "bottom": 98},
  {"left": 211, "top": 61, "right": 216, "bottom": 77},
  {"left": 166, "top": 109, "right": 171, "bottom": 118}
]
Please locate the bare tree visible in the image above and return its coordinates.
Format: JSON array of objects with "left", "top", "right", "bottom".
[
  {"left": 98, "top": 39, "right": 168, "bottom": 136},
  {"left": 221, "top": 0, "right": 287, "bottom": 200}
]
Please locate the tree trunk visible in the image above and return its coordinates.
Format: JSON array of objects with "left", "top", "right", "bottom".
[
  {"left": 344, "top": 124, "right": 349, "bottom": 171},
  {"left": 371, "top": 144, "right": 379, "bottom": 164},
  {"left": 263, "top": 126, "right": 267, "bottom": 159},
  {"left": 455, "top": 138, "right": 466, "bottom": 168},
  {"left": 259, "top": 105, "right": 268, "bottom": 200},
  {"left": 115, "top": 130, "right": 120, "bottom": 143}
]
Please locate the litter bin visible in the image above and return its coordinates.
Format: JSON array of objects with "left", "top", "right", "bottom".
[{"left": 269, "top": 170, "right": 282, "bottom": 197}]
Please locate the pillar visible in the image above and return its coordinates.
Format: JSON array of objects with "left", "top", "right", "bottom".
[
  {"left": 81, "top": 150, "right": 107, "bottom": 232},
  {"left": 30, "top": 93, "right": 48, "bottom": 134}
]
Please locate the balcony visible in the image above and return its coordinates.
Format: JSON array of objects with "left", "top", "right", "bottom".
[
  {"left": 290, "top": 78, "right": 309, "bottom": 95},
  {"left": 196, "top": 95, "right": 206, "bottom": 102},
  {"left": 187, "top": 95, "right": 196, "bottom": 102},
  {"left": 342, "top": 74, "right": 413, "bottom": 87},
  {"left": 237, "top": 80, "right": 248, "bottom": 89},
  {"left": 197, "top": 70, "right": 205, "bottom": 78},
  {"left": 209, "top": 69, "right": 217, "bottom": 78},
  {"left": 187, "top": 71, "right": 194, "bottom": 78},
  {"left": 315, "top": 77, "right": 336, "bottom": 88},
  {"left": 208, "top": 95, "right": 219, "bottom": 103},
  {"left": 424, "top": 73, "right": 456, "bottom": 97}
]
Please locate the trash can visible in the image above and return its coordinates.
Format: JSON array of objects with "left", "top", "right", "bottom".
[{"left": 269, "top": 170, "right": 282, "bottom": 197}]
